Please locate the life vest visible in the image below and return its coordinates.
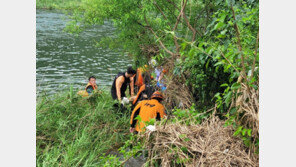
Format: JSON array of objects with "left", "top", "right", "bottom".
[
  {"left": 77, "top": 90, "right": 89, "bottom": 97},
  {"left": 132, "top": 84, "right": 155, "bottom": 105},
  {"left": 135, "top": 68, "right": 144, "bottom": 88},
  {"left": 130, "top": 99, "right": 166, "bottom": 132},
  {"left": 111, "top": 72, "right": 131, "bottom": 100},
  {"left": 135, "top": 65, "right": 150, "bottom": 87},
  {"left": 78, "top": 82, "right": 98, "bottom": 97},
  {"left": 85, "top": 83, "right": 98, "bottom": 91},
  {"left": 133, "top": 84, "right": 146, "bottom": 105}
]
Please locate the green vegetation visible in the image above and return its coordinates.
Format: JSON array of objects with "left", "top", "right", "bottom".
[
  {"left": 66, "top": 0, "right": 259, "bottom": 151},
  {"left": 36, "top": 0, "right": 81, "bottom": 10},
  {"left": 36, "top": 88, "right": 132, "bottom": 166},
  {"left": 37, "top": 0, "right": 259, "bottom": 166}
]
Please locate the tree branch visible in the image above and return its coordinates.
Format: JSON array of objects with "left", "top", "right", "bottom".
[
  {"left": 173, "top": 8, "right": 183, "bottom": 31},
  {"left": 250, "top": 31, "right": 259, "bottom": 80},
  {"left": 153, "top": 1, "right": 180, "bottom": 53},
  {"left": 169, "top": 0, "right": 202, "bottom": 41},
  {"left": 144, "top": 14, "right": 175, "bottom": 56},
  {"left": 231, "top": 5, "right": 247, "bottom": 80},
  {"left": 153, "top": 1, "right": 169, "bottom": 22}
]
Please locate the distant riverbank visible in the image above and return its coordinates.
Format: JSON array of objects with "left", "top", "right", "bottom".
[{"left": 36, "top": 0, "right": 81, "bottom": 10}]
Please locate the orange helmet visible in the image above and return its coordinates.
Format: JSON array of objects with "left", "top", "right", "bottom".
[{"left": 151, "top": 91, "right": 164, "bottom": 100}]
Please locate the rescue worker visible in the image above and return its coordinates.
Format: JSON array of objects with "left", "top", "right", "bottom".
[
  {"left": 132, "top": 72, "right": 155, "bottom": 107},
  {"left": 130, "top": 91, "right": 166, "bottom": 133},
  {"left": 134, "top": 64, "right": 151, "bottom": 93},
  {"left": 111, "top": 66, "right": 136, "bottom": 102},
  {"left": 86, "top": 76, "right": 98, "bottom": 94}
]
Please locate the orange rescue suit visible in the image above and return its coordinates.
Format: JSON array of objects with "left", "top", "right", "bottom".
[
  {"left": 132, "top": 84, "right": 146, "bottom": 105},
  {"left": 135, "top": 68, "right": 144, "bottom": 88},
  {"left": 130, "top": 99, "right": 166, "bottom": 132}
]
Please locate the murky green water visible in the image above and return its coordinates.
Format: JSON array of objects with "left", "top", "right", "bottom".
[{"left": 36, "top": 9, "right": 132, "bottom": 95}]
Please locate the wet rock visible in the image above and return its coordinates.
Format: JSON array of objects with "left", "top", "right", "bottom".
[
  {"left": 124, "top": 154, "right": 146, "bottom": 167},
  {"left": 107, "top": 150, "right": 147, "bottom": 167}
]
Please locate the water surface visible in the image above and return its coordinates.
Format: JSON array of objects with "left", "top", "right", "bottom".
[{"left": 36, "top": 9, "right": 132, "bottom": 95}]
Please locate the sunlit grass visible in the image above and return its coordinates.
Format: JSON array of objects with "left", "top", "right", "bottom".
[{"left": 36, "top": 87, "right": 132, "bottom": 166}]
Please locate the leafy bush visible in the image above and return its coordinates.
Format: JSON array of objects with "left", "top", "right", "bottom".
[{"left": 60, "top": 0, "right": 259, "bottom": 162}]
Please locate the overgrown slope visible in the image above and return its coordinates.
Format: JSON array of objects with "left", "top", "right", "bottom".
[{"left": 36, "top": 89, "right": 131, "bottom": 166}]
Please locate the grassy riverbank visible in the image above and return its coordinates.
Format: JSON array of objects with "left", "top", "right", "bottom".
[
  {"left": 36, "top": 88, "right": 131, "bottom": 166},
  {"left": 36, "top": 0, "right": 81, "bottom": 10},
  {"left": 36, "top": 0, "right": 259, "bottom": 165}
]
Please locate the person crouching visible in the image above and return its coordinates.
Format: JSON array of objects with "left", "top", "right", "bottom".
[{"left": 130, "top": 91, "right": 166, "bottom": 134}]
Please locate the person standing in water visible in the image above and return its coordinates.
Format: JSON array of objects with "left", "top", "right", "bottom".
[
  {"left": 77, "top": 76, "right": 98, "bottom": 97},
  {"left": 111, "top": 66, "right": 137, "bottom": 102},
  {"left": 86, "top": 76, "right": 98, "bottom": 95}
]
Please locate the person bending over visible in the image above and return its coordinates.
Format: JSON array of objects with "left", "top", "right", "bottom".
[
  {"left": 132, "top": 72, "right": 155, "bottom": 107},
  {"left": 111, "top": 66, "right": 136, "bottom": 102}
]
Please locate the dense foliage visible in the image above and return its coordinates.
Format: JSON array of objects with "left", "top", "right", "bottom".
[
  {"left": 66, "top": 0, "right": 259, "bottom": 149},
  {"left": 37, "top": 0, "right": 259, "bottom": 165}
]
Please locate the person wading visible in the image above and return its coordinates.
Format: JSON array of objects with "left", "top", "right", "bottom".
[
  {"left": 130, "top": 91, "right": 166, "bottom": 133},
  {"left": 111, "top": 66, "right": 136, "bottom": 102},
  {"left": 86, "top": 76, "right": 98, "bottom": 95},
  {"left": 77, "top": 76, "right": 98, "bottom": 97}
]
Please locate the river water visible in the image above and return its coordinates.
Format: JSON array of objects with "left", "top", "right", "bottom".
[{"left": 36, "top": 9, "right": 132, "bottom": 95}]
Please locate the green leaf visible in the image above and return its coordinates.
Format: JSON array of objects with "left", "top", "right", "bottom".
[
  {"left": 188, "top": 48, "right": 196, "bottom": 58},
  {"left": 181, "top": 42, "right": 187, "bottom": 51},
  {"left": 231, "top": 82, "right": 241, "bottom": 90},
  {"left": 247, "top": 129, "right": 252, "bottom": 137},
  {"left": 205, "top": 59, "right": 211, "bottom": 69},
  {"left": 242, "top": 129, "right": 247, "bottom": 136},
  {"left": 181, "top": 146, "right": 188, "bottom": 152},
  {"left": 230, "top": 107, "right": 236, "bottom": 114},
  {"left": 224, "top": 91, "right": 232, "bottom": 106},
  {"left": 220, "top": 83, "right": 229, "bottom": 87},
  {"left": 214, "top": 22, "right": 224, "bottom": 30},
  {"left": 221, "top": 29, "right": 227, "bottom": 35},
  {"left": 233, "top": 126, "right": 242, "bottom": 136},
  {"left": 220, "top": 13, "right": 227, "bottom": 23},
  {"left": 214, "top": 61, "right": 223, "bottom": 67}
]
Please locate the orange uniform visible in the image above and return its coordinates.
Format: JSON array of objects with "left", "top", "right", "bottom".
[
  {"left": 130, "top": 99, "right": 166, "bottom": 132},
  {"left": 135, "top": 68, "right": 144, "bottom": 88},
  {"left": 132, "top": 84, "right": 146, "bottom": 105}
]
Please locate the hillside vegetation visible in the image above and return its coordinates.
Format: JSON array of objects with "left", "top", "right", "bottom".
[{"left": 37, "top": 0, "right": 259, "bottom": 166}]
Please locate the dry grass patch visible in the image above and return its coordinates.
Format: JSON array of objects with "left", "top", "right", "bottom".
[{"left": 141, "top": 116, "right": 258, "bottom": 167}]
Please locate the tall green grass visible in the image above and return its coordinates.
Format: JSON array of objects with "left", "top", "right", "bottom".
[
  {"left": 36, "top": 88, "right": 132, "bottom": 166},
  {"left": 36, "top": 0, "right": 81, "bottom": 10}
]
